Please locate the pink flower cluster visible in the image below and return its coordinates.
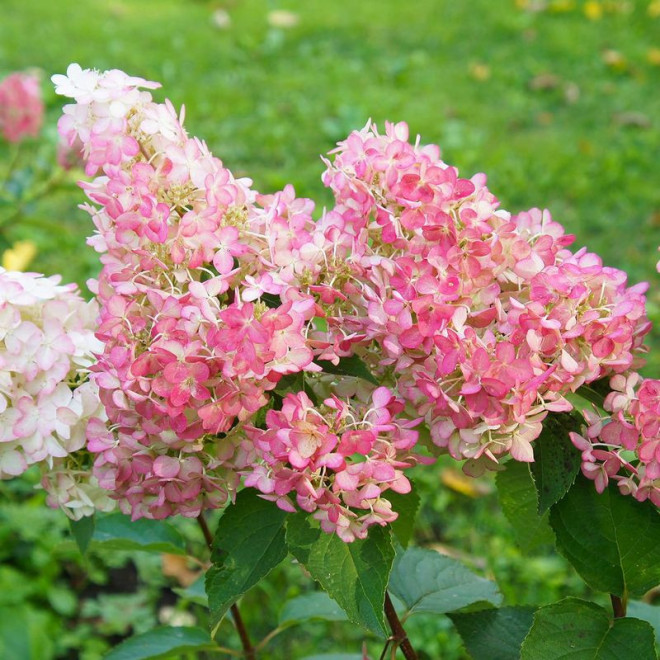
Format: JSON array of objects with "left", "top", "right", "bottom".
[
  {"left": 242, "top": 387, "right": 423, "bottom": 541},
  {"left": 570, "top": 373, "right": 660, "bottom": 506},
  {"left": 52, "top": 64, "right": 333, "bottom": 520},
  {"left": 52, "top": 63, "right": 654, "bottom": 533},
  {"left": 0, "top": 72, "right": 44, "bottom": 143},
  {"left": 318, "top": 123, "right": 650, "bottom": 475},
  {"left": 0, "top": 267, "right": 111, "bottom": 518}
]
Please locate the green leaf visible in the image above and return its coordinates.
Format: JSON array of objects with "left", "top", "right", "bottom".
[
  {"left": 520, "top": 598, "right": 657, "bottom": 660},
  {"left": 104, "top": 626, "right": 214, "bottom": 660},
  {"left": 274, "top": 371, "right": 319, "bottom": 405},
  {"left": 274, "top": 371, "right": 305, "bottom": 395},
  {"left": 92, "top": 513, "right": 187, "bottom": 555},
  {"left": 172, "top": 576, "right": 207, "bottom": 607},
  {"left": 550, "top": 476, "right": 660, "bottom": 598},
  {"left": 449, "top": 606, "right": 535, "bottom": 660},
  {"left": 206, "top": 489, "right": 288, "bottom": 631},
  {"left": 530, "top": 412, "right": 582, "bottom": 514},
  {"left": 387, "top": 482, "right": 420, "bottom": 548},
  {"left": 301, "top": 655, "right": 365, "bottom": 660},
  {"left": 627, "top": 601, "right": 660, "bottom": 644},
  {"left": 388, "top": 546, "right": 502, "bottom": 617},
  {"left": 286, "top": 514, "right": 394, "bottom": 637},
  {"left": 279, "top": 592, "right": 349, "bottom": 626},
  {"left": 69, "top": 515, "right": 95, "bottom": 555},
  {"left": 576, "top": 380, "right": 609, "bottom": 409},
  {"left": 0, "top": 605, "right": 54, "bottom": 660},
  {"left": 496, "top": 461, "right": 554, "bottom": 553},
  {"left": 316, "top": 355, "right": 378, "bottom": 385}
]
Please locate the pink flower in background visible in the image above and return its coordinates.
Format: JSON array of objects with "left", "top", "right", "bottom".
[{"left": 0, "top": 72, "right": 44, "bottom": 143}]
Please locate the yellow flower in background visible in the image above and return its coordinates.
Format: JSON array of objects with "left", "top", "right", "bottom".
[
  {"left": 549, "top": 0, "right": 576, "bottom": 13},
  {"left": 441, "top": 468, "right": 492, "bottom": 498},
  {"left": 469, "top": 62, "right": 491, "bottom": 81},
  {"left": 584, "top": 1, "right": 603, "bottom": 19},
  {"left": 648, "top": 47, "right": 660, "bottom": 65},
  {"left": 602, "top": 49, "right": 628, "bottom": 72},
  {"left": 2, "top": 240, "right": 37, "bottom": 271},
  {"left": 649, "top": 1, "right": 660, "bottom": 18}
]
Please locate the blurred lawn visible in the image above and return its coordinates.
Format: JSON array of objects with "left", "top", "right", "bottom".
[
  {"left": 2, "top": 0, "right": 659, "bottom": 279},
  {"left": 1, "top": 0, "right": 659, "bottom": 657}
]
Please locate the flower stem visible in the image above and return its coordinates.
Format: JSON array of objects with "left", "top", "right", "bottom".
[
  {"left": 610, "top": 594, "right": 626, "bottom": 618},
  {"left": 230, "top": 603, "right": 255, "bottom": 660},
  {"left": 196, "top": 514, "right": 256, "bottom": 659},
  {"left": 197, "top": 512, "right": 215, "bottom": 548},
  {"left": 384, "top": 592, "right": 417, "bottom": 660}
]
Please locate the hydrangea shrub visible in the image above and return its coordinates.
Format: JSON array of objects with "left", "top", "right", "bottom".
[{"left": 1, "top": 64, "right": 659, "bottom": 659}]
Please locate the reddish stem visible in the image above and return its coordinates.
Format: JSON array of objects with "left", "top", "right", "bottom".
[
  {"left": 197, "top": 514, "right": 256, "bottom": 659},
  {"left": 611, "top": 594, "right": 626, "bottom": 619},
  {"left": 384, "top": 592, "right": 418, "bottom": 660}
]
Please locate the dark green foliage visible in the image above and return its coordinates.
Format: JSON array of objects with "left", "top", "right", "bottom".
[
  {"left": 496, "top": 461, "right": 554, "bottom": 553},
  {"left": 286, "top": 515, "right": 394, "bottom": 637},
  {"left": 449, "top": 606, "right": 535, "bottom": 660},
  {"left": 521, "top": 598, "right": 657, "bottom": 660},
  {"left": 93, "top": 513, "right": 187, "bottom": 555},
  {"left": 104, "top": 627, "right": 215, "bottom": 660},
  {"left": 530, "top": 412, "right": 582, "bottom": 514},
  {"left": 388, "top": 546, "right": 502, "bottom": 616},
  {"left": 550, "top": 476, "right": 660, "bottom": 598},
  {"left": 206, "top": 490, "right": 288, "bottom": 630},
  {"left": 387, "top": 482, "right": 421, "bottom": 548}
]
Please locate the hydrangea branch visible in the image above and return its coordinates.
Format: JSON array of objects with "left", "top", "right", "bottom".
[{"left": 197, "top": 513, "right": 255, "bottom": 660}]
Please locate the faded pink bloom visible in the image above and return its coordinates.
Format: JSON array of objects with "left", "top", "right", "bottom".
[
  {"left": 0, "top": 72, "right": 44, "bottom": 142},
  {"left": 0, "top": 267, "right": 106, "bottom": 519},
  {"left": 571, "top": 374, "right": 660, "bottom": 506}
]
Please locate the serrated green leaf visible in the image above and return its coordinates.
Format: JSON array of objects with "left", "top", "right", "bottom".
[
  {"left": 206, "top": 490, "right": 288, "bottom": 631},
  {"left": 496, "top": 461, "right": 554, "bottom": 553},
  {"left": 92, "top": 513, "right": 186, "bottom": 555},
  {"left": 520, "top": 598, "right": 657, "bottom": 660},
  {"left": 279, "top": 592, "right": 349, "bottom": 626},
  {"left": 627, "top": 601, "right": 660, "bottom": 643},
  {"left": 449, "top": 606, "right": 535, "bottom": 660},
  {"left": 387, "top": 483, "right": 420, "bottom": 548},
  {"left": 550, "top": 476, "right": 660, "bottom": 598},
  {"left": 316, "top": 355, "right": 378, "bottom": 385},
  {"left": 530, "top": 412, "right": 582, "bottom": 514},
  {"left": 388, "top": 546, "right": 502, "bottom": 617},
  {"left": 286, "top": 514, "right": 393, "bottom": 637},
  {"left": 69, "top": 515, "right": 95, "bottom": 555},
  {"left": 104, "top": 626, "right": 214, "bottom": 660}
]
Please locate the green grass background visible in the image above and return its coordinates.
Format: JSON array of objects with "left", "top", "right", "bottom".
[{"left": 1, "top": 0, "right": 659, "bottom": 658}]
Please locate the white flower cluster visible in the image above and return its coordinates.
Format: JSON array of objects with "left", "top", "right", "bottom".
[{"left": 0, "top": 268, "right": 113, "bottom": 518}]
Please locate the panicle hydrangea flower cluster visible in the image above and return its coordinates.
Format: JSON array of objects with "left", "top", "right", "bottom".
[
  {"left": 53, "top": 64, "right": 654, "bottom": 534},
  {"left": 570, "top": 373, "right": 660, "bottom": 506},
  {"left": 317, "top": 122, "right": 650, "bottom": 475},
  {"left": 0, "top": 72, "right": 44, "bottom": 143},
  {"left": 242, "top": 386, "right": 424, "bottom": 542},
  {"left": 0, "top": 267, "right": 112, "bottom": 519},
  {"left": 53, "top": 64, "right": 427, "bottom": 531}
]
